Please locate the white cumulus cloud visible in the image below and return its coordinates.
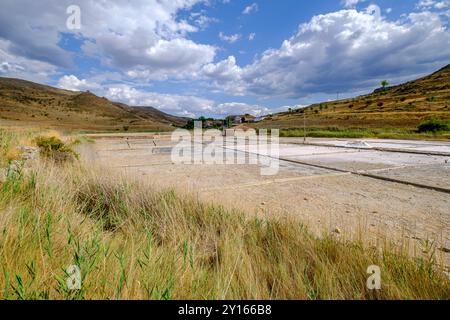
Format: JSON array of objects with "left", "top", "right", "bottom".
[
  {"left": 105, "top": 85, "right": 215, "bottom": 117},
  {"left": 203, "top": 8, "right": 450, "bottom": 98},
  {"left": 58, "top": 75, "right": 100, "bottom": 91},
  {"left": 0, "top": 0, "right": 216, "bottom": 82}
]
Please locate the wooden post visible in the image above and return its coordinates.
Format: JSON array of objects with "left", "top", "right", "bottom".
[{"left": 303, "top": 110, "right": 306, "bottom": 143}]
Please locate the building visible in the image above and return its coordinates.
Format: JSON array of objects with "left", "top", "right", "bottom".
[
  {"left": 226, "top": 114, "right": 257, "bottom": 125},
  {"left": 241, "top": 114, "right": 256, "bottom": 123}
]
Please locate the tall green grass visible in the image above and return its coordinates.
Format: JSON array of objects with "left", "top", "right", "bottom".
[{"left": 0, "top": 129, "right": 448, "bottom": 300}]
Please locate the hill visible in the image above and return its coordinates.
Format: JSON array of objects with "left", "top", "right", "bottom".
[
  {"left": 0, "top": 77, "right": 187, "bottom": 131},
  {"left": 129, "top": 106, "right": 189, "bottom": 127},
  {"left": 253, "top": 64, "right": 450, "bottom": 131}
]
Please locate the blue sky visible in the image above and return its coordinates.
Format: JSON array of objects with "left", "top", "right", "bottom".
[{"left": 1, "top": 0, "right": 450, "bottom": 118}]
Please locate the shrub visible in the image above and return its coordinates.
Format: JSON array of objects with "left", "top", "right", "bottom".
[
  {"left": 35, "top": 136, "right": 79, "bottom": 162},
  {"left": 417, "top": 119, "right": 449, "bottom": 133}
]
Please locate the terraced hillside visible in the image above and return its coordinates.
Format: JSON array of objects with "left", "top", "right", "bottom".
[
  {"left": 254, "top": 64, "right": 450, "bottom": 130},
  {"left": 0, "top": 77, "right": 186, "bottom": 131}
]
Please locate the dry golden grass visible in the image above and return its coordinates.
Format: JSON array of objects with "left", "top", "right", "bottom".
[
  {"left": 0, "top": 129, "right": 448, "bottom": 300},
  {"left": 0, "top": 128, "right": 35, "bottom": 167},
  {"left": 4, "top": 148, "right": 22, "bottom": 163}
]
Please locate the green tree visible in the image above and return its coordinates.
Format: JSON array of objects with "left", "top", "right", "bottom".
[{"left": 381, "top": 80, "right": 389, "bottom": 89}]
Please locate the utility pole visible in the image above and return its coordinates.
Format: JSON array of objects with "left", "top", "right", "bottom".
[{"left": 303, "top": 109, "right": 306, "bottom": 144}]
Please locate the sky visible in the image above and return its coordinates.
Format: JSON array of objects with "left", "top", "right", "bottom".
[{"left": 1, "top": 0, "right": 450, "bottom": 118}]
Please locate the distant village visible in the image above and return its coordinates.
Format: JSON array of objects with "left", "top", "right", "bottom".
[{"left": 184, "top": 113, "right": 267, "bottom": 130}]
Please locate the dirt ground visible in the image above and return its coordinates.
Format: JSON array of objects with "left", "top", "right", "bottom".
[{"left": 79, "top": 134, "right": 450, "bottom": 267}]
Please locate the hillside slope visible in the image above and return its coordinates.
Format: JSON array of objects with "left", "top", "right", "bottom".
[
  {"left": 130, "top": 106, "right": 189, "bottom": 127},
  {"left": 254, "top": 64, "right": 450, "bottom": 130},
  {"left": 0, "top": 77, "right": 186, "bottom": 131}
]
